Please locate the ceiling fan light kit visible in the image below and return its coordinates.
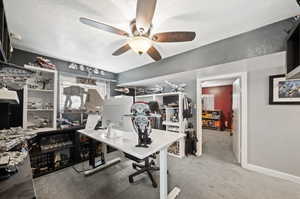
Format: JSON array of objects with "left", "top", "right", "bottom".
[
  {"left": 128, "top": 36, "right": 152, "bottom": 55},
  {"left": 80, "top": 0, "right": 196, "bottom": 61}
]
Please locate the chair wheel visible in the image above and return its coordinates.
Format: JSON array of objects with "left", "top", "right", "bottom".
[
  {"left": 152, "top": 183, "right": 158, "bottom": 188},
  {"left": 129, "top": 177, "right": 134, "bottom": 183},
  {"left": 150, "top": 160, "right": 155, "bottom": 166}
]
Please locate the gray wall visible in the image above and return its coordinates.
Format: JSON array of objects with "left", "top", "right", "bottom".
[
  {"left": 10, "top": 49, "right": 117, "bottom": 81},
  {"left": 118, "top": 18, "right": 294, "bottom": 84},
  {"left": 10, "top": 48, "right": 118, "bottom": 96},
  {"left": 248, "top": 66, "right": 300, "bottom": 177},
  {"left": 197, "top": 52, "right": 300, "bottom": 177}
]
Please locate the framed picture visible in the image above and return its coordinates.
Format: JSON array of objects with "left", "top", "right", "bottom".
[{"left": 269, "top": 74, "right": 300, "bottom": 105}]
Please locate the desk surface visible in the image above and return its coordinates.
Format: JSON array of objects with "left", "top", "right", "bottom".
[{"left": 78, "top": 129, "right": 185, "bottom": 159}]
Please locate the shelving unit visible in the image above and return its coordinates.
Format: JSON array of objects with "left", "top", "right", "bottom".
[
  {"left": 27, "top": 127, "right": 105, "bottom": 178},
  {"left": 23, "top": 65, "right": 58, "bottom": 132},
  {"left": 136, "top": 92, "right": 186, "bottom": 158},
  {"left": 202, "top": 110, "right": 222, "bottom": 130}
]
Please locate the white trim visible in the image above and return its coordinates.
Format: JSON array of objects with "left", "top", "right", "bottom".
[
  {"left": 196, "top": 78, "right": 202, "bottom": 156},
  {"left": 201, "top": 79, "right": 235, "bottom": 88},
  {"left": 240, "top": 72, "right": 248, "bottom": 168},
  {"left": 245, "top": 164, "right": 300, "bottom": 184},
  {"left": 135, "top": 92, "right": 185, "bottom": 98},
  {"left": 25, "top": 64, "right": 57, "bottom": 73},
  {"left": 197, "top": 72, "right": 248, "bottom": 167}
]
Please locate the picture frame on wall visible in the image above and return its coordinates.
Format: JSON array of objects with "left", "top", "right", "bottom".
[{"left": 269, "top": 74, "right": 300, "bottom": 105}]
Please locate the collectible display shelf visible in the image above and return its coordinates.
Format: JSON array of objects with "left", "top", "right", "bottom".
[
  {"left": 28, "top": 127, "right": 103, "bottom": 178},
  {"left": 23, "top": 65, "right": 58, "bottom": 133},
  {"left": 135, "top": 92, "right": 186, "bottom": 158},
  {"left": 202, "top": 110, "right": 222, "bottom": 130}
]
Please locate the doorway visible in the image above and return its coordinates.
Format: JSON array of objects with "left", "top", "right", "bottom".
[{"left": 196, "top": 72, "right": 248, "bottom": 167}]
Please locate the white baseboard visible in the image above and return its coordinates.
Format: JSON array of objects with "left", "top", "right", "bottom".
[{"left": 244, "top": 164, "right": 300, "bottom": 184}]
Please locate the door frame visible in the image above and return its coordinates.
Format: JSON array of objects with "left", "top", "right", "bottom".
[{"left": 196, "top": 72, "right": 248, "bottom": 168}]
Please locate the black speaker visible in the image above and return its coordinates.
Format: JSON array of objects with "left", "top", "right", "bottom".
[{"left": 297, "top": 0, "right": 300, "bottom": 6}]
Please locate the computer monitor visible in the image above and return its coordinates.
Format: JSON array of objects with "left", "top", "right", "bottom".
[{"left": 102, "top": 96, "right": 134, "bottom": 132}]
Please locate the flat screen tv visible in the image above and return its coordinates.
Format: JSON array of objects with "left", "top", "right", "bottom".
[{"left": 286, "top": 20, "right": 300, "bottom": 79}]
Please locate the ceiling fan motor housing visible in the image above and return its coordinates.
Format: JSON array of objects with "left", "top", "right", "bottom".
[{"left": 130, "top": 19, "right": 151, "bottom": 37}]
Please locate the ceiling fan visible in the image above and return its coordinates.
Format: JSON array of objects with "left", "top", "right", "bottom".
[{"left": 79, "top": 0, "right": 196, "bottom": 61}]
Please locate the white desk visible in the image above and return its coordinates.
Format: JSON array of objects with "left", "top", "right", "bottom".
[{"left": 78, "top": 128, "right": 185, "bottom": 199}]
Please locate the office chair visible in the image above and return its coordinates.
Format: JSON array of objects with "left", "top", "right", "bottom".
[{"left": 125, "top": 153, "right": 159, "bottom": 188}]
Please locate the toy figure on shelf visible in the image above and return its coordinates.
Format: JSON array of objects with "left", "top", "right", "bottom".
[
  {"left": 135, "top": 87, "right": 146, "bottom": 95},
  {"left": 164, "top": 80, "right": 186, "bottom": 92},
  {"left": 114, "top": 87, "right": 130, "bottom": 94},
  {"left": 34, "top": 57, "right": 56, "bottom": 70},
  {"left": 63, "top": 86, "right": 87, "bottom": 110},
  {"left": 145, "top": 85, "right": 164, "bottom": 94},
  {"left": 126, "top": 102, "right": 160, "bottom": 148}
]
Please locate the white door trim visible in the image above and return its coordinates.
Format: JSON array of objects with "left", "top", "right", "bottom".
[{"left": 196, "top": 72, "right": 248, "bottom": 168}]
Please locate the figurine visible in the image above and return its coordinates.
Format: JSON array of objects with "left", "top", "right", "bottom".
[
  {"left": 35, "top": 57, "right": 56, "bottom": 70},
  {"left": 126, "top": 103, "right": 161, "bottom": 148},
  {"left": 114, "top": 87, "right": 130, "bottom": 94},
  {"left": 63, "top": 86, "right": 87, "bottom": 110},
  {"left": 145, "top": 84, "right": 164, "bottom": 94},
  {"left": 164, "top": 80, "right": 186, "bottom": 92}
]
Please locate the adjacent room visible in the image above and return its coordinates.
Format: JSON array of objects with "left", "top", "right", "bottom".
[
  {"left": 201, "top": 78, "right": 238, "bottom": 164},
  {"left": 0, "top": 1, "right": 300, "bottom": 199}
]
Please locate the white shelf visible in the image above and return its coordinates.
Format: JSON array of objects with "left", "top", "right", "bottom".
[
  {"left": 168, "top": 152, "right": 183, "bottom": 159},
  {"left": 28, "top": 88, "right": 54, "bottom": 93},
  {"left": 27, "top": 109, "right": 54, "bottom": 112},
  {"left": 164, "top": 107, "right": 179, "bottom": 110},
  {"left": 163, "top": 121, "right": 180, "bottom": 126},
  {"left": 136, "top": 92, "right": 185, "bottom": 98},
  {"left": 24, "top": 64, "right": 56, "bottom": 73},
  {"left": 23, "top": 65, "right": 58, "bottom": 130},
  {"left": 135, "top": 94, "right": 156, "bottom": 98}
]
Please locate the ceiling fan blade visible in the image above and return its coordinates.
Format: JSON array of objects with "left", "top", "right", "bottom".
[
  {"left": 112, "top": 44, "right": 131, "bottom": 56},
  {"left": 80, "top": 17, "right": 129, "bottom": 37},
  {"left": 147, "top": 46, "right": 161, "bottom": 61},
  {"left": 136, "top": 0, "right": 157, "bottom": 34},
  {"left": 152, "top": 32, "right": 196, "bottom": 42}
]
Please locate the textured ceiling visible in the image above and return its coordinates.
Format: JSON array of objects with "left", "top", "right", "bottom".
[{"left": 4, "top": 0, "right": 300, "bottom": 73}]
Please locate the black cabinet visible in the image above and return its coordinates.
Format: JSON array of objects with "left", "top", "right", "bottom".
[
  {"left": 28, "top": 127, "right": 104, "bottom": 178},
  {"left": 0, "top": 0, "right": 12, "bottom": 63}
]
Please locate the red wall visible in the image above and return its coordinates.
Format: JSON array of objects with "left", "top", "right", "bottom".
[{"left": 202, "top": 85, "right": 233, "bottom": 129}]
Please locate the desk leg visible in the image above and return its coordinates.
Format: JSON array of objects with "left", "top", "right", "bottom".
[
  {"left": 159, "top": 148, "right": 181, "bottom": 199},
  {"left": 88, "top": 139, "right": 96, "bottom": 168},
  {"left": 84, "top": 143, "right": 121, "bottom": 176},
  {"left": 102, "top": 143, "right": 107, "bottom": 162},
  {"left": 160, "top": 148, "right": 168, "bottom": 199}
]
